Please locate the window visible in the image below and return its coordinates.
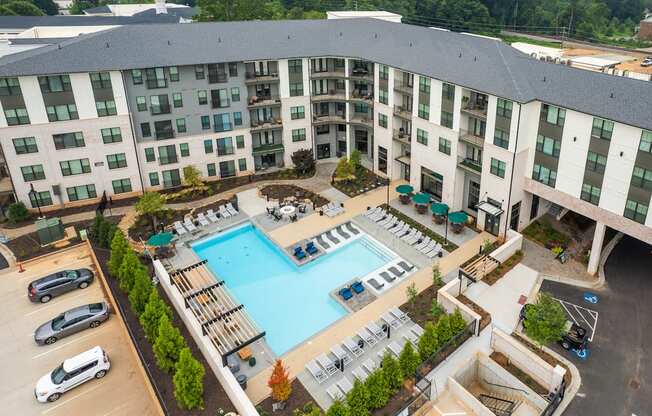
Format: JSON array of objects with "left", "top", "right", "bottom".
[
  {"left": 581, "top": 183, "right": 601, "bottom": 205},
  {"left": 236, "top": 135, "right": 245, "bottom": 149},
  {"left": 29, "top": 190, "right": 52, "bottom": 208},
  {"left": 288, "top": 59, "right": 302, "bottom": 74},
  {"left": 442, "top": 83, "right": 454, "bottom": 101},
  {"left": 150, "top": 95, "right": 170, "bottom": 114},
  {"left": 101, "top": 127, "right": 122, "bottom": 143},
  {"left": 53, "top": 132, "right": 84, "bottom": 149},
  {"left": 141, "top": 122, "right": 151, "bottom": 137},
  {"left": 207, "top": 163, "right": 216, "bottom": 176},
  {"left": 228, "top": 62, "right": 238, "bottom": 77},
  {"left": 172, "top": 92, "right": 183, "bottom": 108},
  {"left": 217, "top": 137, "right": 234, "bottom": 156},
  {"left": 198, "top": 90, "right": 208, "bottom": 105},
  {"left": 418, "top": 103, "right": 429, "bottom": 120},
  {"left": 201, "top": 115, "right": 210, "bottom": 130},
  {"left": 378, "top": 113, "right": 388, "bottom": 128},
  {"left": 353, "top": 103, "right": 368, "bottom": 114},
  {"left": 416, "top": 128, "right": 428, "bottom": 145},
  {"left": 112, "top": 178, "right": 132, "bottom": 194},
  {"left": 585, "top": 151, "right": 607, "bottom": 173},
  {"left": 418, "top": 76, "right": 430, "bottom": 94},
  {"left": 211, "top": 88, "right": 230, "bottom": 108},
  {"left": 233, "top": 112, "right": 242, "bottom": 126},
  {"left": 632, "top": 166, "right": 652, "bottom": 191},
  {"left": 13, "top": 137, "right": 37, "bottom": 154},
  {"left": 440, "top": 111, "right": 453, "bottom": 128},
  {"left": 624, "top": 200, "right": 648, "bottom": 224},
  {"left": 89, "top": 72, "right": 111, "bottom": 89},
  {"left": 532, "top": 164, "right": 556, "bottom": 187},
  {"left": 219, "top": 160, "right": 236, "bottom": 178},
  {"left": 438, "top": 137, "right": 451, "bottom": 155},
  {"left": 149, "top": 172, "right": 159, "bottom": 186},
  {"left": 292, "top": 128, "right": 306, "bottom": 142},
  {"left": 60, "top": 158, "right": 91, "bottom": 176},
  {"left": 176, "top": 118, "right": 186, "bottom": 133},
  {"left": 231, "top": 87, "right": 240, "bottom": 102},
  {"left": 214, "top": 113, "right": 232, "bottom": 132},
  {"left": 316, "top": 125, "right": 329, "bottom": 135},
  {"left": 0, "top": 77, "right": 21, "bottom": 95},
  {"left": 496, "top": 99, "right": 513, "bottom": 118},
  {"left": 154, "top": 120, "right": 174, "bottom": 139},
  {"left": 4, "top": 108, "right": 29, "bottom": 125},
  {"left": 168, "top": 66, "right": 179, "bottom": 82},
  {"left": 158, "top": 145, "right": 177, "bottom": 164},
  {"left": 591, "top": 117, "right": 613, "bottom": 140},
  {"left": 510, "top": 201, "right": 521, "bottom": 231},
  {"left": 96, "top": 100, "right": 116, "bottom": 117},
  {"left": 494, "top": 128, "right": 509, "bottom": 149},
  {"left": 132, "top": 69, "right": 143, "bottom": 84},
  {"left": 136, "top": 96, "right": 147, "bottom": 111},
  {"left": 379, "top": 65, "right": 389, "bottom": 80},
  {"left": 145, "top": 68, "right": 167, "bottom": 89},
  {"left": 238, "top": 158, "right": 247, "bottom": 172},
  {"left": 289, "top": 82, "right": 303, "bottom": 97},
  {"left": 421, "top": 168, "right": 443, "bottom": 201},
  {"left": 195, "top": 65, "right": 205, "bottom": 80},
  {"left": 490, "top": 158, "right": 506, "bottom": 178},
  {"left": 67, "top": 184, "right": 96, "bottom": 201},
  {"left": 379, "top": 88, "right": 388, "bottom": 105},
  {"left": 204, "top": 139, "right": 213, "bottom": 154},
  {"left": 536, "top": 134, "right": 561, "bottom": 157},
  {"left": 541, "top": 104, "right": 565, "bottom": 127},
  {"left": 378, "top": 146, "right": 387, "bottom": 173},
  {"left": 106, "top": 153, "right": 127, "bottom": 169},
  {"left": 290, "top": 106, "right": 305, "bottom": 120},
  {"left": 144, "top": 147, "right": 155, "bottom": 162},
  {"left": 640, "top": 130, "right": 652, "bottom": 153},
  {"left": 21, "top": 165, "right": 45, "bottom": 181},
  {"left": 175, "top": 143, "right": 188, "bottom": 157},
  {"left": 47, "top": 104, "right": 78, "bottom": 122},
  {"left": 39, "top": 75, "right": 71, "bottom": 93}
]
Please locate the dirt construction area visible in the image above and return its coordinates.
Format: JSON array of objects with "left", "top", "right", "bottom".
[{"left": 0, "top": 244, "right": 161, "bottom": 416}]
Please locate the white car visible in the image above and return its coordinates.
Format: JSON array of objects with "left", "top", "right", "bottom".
[{"left": 34, "top": 346, "right": 110, "bottom": 403}]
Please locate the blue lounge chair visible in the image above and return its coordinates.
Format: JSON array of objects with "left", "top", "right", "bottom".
[
  {"left": 294, "top": 246, "right": 306, "bottom": 260},
  {"left": 351, "top": 281, "right": 365, "bottom": 294},
  {"left": 305, "top": 241, "right": 319, "bottom": 255},
  {"left": 339, "top": 287, "right": 353, "bottom": 300}
]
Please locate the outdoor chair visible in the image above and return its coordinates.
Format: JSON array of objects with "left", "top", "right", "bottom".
[
  {"left": 339, "top": 287, "right": 353, "bottom": 301},
  {"left": 390, "top": 306, "right": 410, "bottom": 323},
  {"left": 388, "top": 266, "right": 406, "bottom": 278},
  {"left": 397, "top": 261, "right": 415, "bottom": 273},
  {"left": 196, "top": 213, "right": 210, "bottom": 227},
  {"left": 183, "top": 218, "right": 197, "bottom": 232},
  {"left": 305, "top": 241, "right": 318, "bottom": 255},
  {"left": 206, "top": 209, "right": 219, "bottom": 222},
  {"left": 379, "top": 271, "right": 396, "bottom": 283},
  {"left": 331, "top": 345, "right": 352, "bottom": 367},
  {"left": 343, "top": 337, "right": 364, "bottom": 357},
  {"left": 306, "top": 360, "right": 328, "bottom": 383},
  {"left": 351, "top": 281, "right": 364, "bottom": 294},
  {"left": 345, "top": 222, "right": 360, "bottom": 235},
  {"left": 367, "top": 277, "right": 385, "bottom": 291},
  {"left": 381, "top": 312, "right": 401, "bottom": 329}
]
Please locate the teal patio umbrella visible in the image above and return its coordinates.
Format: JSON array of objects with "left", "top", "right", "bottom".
[
  {"left": 448, "top": 211, "right": 468, "bottom": 224},
  {"left": 146, "top": 231, "right": 174, "bottom": 247},
  {"left": 411, "top": 192, "right": 430, "bottom": 205},
  {"left": 395, "top": 184, "right": 414, "bottom": 194},
  {"left": 431, "top": 202, "right": 449, "bottom": 215}
]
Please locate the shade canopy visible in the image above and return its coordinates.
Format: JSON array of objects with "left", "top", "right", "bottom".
[
  {"left": 412, "top": 193, "right": 431, "bottom": 205},
  {"left": 147, "top": 231, "right": 174, "bottom": 246},
  {"left": 431, "top": 203, "right": 449, "bottom": 215},
  {"left": 396, "top": 184, "right": 414, "bottom": 194},
  {"left": 448, "top": 211, "right": 468, "bottom": 224}
]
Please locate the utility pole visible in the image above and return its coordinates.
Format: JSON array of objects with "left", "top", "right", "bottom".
[{"left": 513, "top": 0, "right": 518, "bottom": 30}]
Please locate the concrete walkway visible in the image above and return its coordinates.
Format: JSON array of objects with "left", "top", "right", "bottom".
[{"left": 521, "top": 238, "right": 598, "bottom": 285}]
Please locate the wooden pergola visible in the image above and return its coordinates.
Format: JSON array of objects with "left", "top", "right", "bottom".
[{"left": 169, "top": 260, "right": 265, "bottom": 365}]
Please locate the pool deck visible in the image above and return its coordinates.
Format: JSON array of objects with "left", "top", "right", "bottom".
[{"left": 244, "top": 182, "right": 496, "bottom": 404}]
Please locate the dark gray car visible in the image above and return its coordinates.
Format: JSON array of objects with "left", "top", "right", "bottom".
[
  {"left": 27, "top": 269, "right": 94, "bottom": 303},
  {"left": 34, "top": 302, "right": 110, "bottom": 345}
]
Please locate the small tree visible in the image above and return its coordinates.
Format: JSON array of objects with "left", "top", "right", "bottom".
[
  {"left": 380, "top": 352, "right": 403, "bottom": 393},
  {"left": 349, "top": 149, "right": 361, "bottom": 172},
  {"left": 135, "top": 192, "right": 166, "bottom": 233},
  {"left": 91, "top": 214, "right": 103, "bottom": 241},
  {"left": 365, "top": 369, "right": 390, "bottom": 409},
  {"left": 450, "top": 308, "right": 467, "bottom": 334},
  {"left": 326, "top": 400, "right": 349, "bottom": 416},
  {"left": 399, "top": 341, "right": 420, "bottom": 380},
  {"left": 140, "top": 287, "right": 172, "bottom": 340},
  {"left": 432, "top": 264, "right": 443, "bottom": 287},
  {"left": 524, "top": 292, "right": 567, "bottom": 348},
  {"left": 6, "top": 202, "right": 30, "bottom": 224},
  {"left": 291, "top": 149, "right": 316, "bottom": 175},
  {"left": 418, "top": 321, "right": 439, "bottom": 360},
  {"left": 346, "top": 379, "right": 369, "bottom": 416},
  {"left": 153, "top": 314, "right": 186, "bottom": 373},
  {"left": 109, "top": 230, "right": 128, "bottom": 276},
  {"left": 430, "top": 299, "right": 444, "bottom": 320},
  {"left": 267, "top": 359, "right": 292, "bottom": 403},
  {"left": 128, "top": 268, "right": 153, "bottom": 317},
  {"left": 334, "top": 157, "right": 355, "bottom": 182},
  {"left": 117, "top": 249, "right": 142, "bottom": 293},
  {"left": 481, "top": 238, "right": 493, "bottom": 253},
  {"left": 173, "top": 347, "right": 205, "bottom": 410},
  {"left": 435, "top": 314, "right": 453, "bottom": 345},
  {"left": 406, "top": 282, "right": 418, "bottom": 307},
  {"left": 98, "top": 218, "right": 110, "bottom": 248}
]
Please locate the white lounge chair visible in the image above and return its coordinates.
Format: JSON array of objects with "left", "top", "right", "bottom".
[
  {"left": 387, "top": 220, "right": 404, "bottom": 233},
  {"left": 400, "top": 229, "right": 418, "bottom": 242},
  {"left": 336, "top": 377, "right": 354, "bottom": 395},
  {"left": 206, "top": 209, "right": 219, "bottom": 222},
  {"left": 371, "top": 210, "right": 387, "bottom": 222},
  {"left": 196, "top": 212, "right": 210, "bottom": 226},
  {"left": 316, "top": 353, "right": 338, "bottom": 376},
  {"left": 405, "top": 231, "right": 423, "bottom": 245},
  {"left": 403, "top": 330, "right": 419, "bottom": 346},
  {"left": 330, "top": 344, "right": 352, "bottom": 368},
  {"left": 390, "top": 223, "right": 408, "bottom": 235},
  {"left": 365, "top": 207, "right": 382, "bottom": 219},
  {"left": 387, "top": 341, "right": 402, "bottom": 356},
  {"left": 362, "top": 358, "right": 378, "bottom": 373},
  {"left": 411, "top": 324, "right": 424, "bottom": 337},
  {"left": 381, "top": 311, "right": 401, "bottom": 329},
  {"left": 219, "top": 205, "right": 232, "bottom": 218},
  {"left": 352, "top": 366, "right": 369, "bottom": 382},
  {"left": 183, "top": 218, "right": 197, "bottom": 232},
  {"left": 326, "top": 385, "right": 343, "bottom": 401},
  {"left": 366, "top": 322, "right": 385, "bottom": 339},
  {"left": 414, "top": 237, "right": 432, "bottom": 251},
  {"left": 378, "top": 215, "right": 395, "bottom": 227},
  {"left": 419, "top": 240, "right": 436, "bottom": 254},
  {"left": 226, "top": 202, "right": 238, "bottom": 216},
  {"left": 357, "top": 328, "right": 377, "bottom": 347},
  {"left": 343, "top": 337, "right": 364, "bottom": 358},
  {"left": 394, "top": 225, "right": 411, "bottom": 238},
  {"left": 306, "top": 360, "right": 328, "bottom": 383},
  {"left": 425, "top": 243, "right": 443, "bottom": 258},
  {"left": 173, "top": 221, "right": 187, "bottom": 235},
  {"left": 390, "top": 306, "right": 410, "bottom": 323}
]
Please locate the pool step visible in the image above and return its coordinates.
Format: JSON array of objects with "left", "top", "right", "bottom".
[{"left": 358, "top": 237, "right": 393, "bottom": 262}]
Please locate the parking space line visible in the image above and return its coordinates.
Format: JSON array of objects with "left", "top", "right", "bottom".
[
  {"left": 554, "top": 298, "right": 599, "bottom": 342},
  {"left": 32, "top": 328, "right": 108, "bottom": 359},
  {"left": 99, "top": 402, "right": 130, "bottom": 416},
  {"left": 40, "top": 381, "right": 104, "bottom": 415},
  {"left": 24, "top": 292, "right": 90, "bottom": 317}
]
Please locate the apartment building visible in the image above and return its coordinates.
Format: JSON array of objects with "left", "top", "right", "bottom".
[{"left": 0, "top": 18, "right": 649, "bottom": 273}]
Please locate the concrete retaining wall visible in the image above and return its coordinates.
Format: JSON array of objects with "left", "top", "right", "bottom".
[
  {"left": 490, "top": 229, "right": 523, "bottom": 262},
  {"left": 438, "top": 279, "right": 481, "bottom": 334},
  {"left": 448, "top": 376, "right": 495, "bottom": 416}
]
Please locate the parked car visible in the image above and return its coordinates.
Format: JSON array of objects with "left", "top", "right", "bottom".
[
  {"left": 34, "top": 302, "right": 110, "bottom": 345},
  {"left": 34, "top": 346, "right": 110, "bottom": 403},
  {"left": 519, "top": 304, "right": 588, "bottom": 350},
  {"left": 640, "top": 58, "right": 652, "bottom": 67},
  {"left": 27, "top": 268, "right": 94, "bottom": 303}
]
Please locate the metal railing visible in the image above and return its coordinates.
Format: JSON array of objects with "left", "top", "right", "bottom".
[{"left": 415, "top": 321, "right": 475, "bottom": 382}]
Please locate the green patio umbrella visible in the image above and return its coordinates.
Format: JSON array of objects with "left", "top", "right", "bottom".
[
  {"left": 448, "top": 211, "right": 468, "bottom": 224},
  {"left": 395, "top": 184, "right": 414, "bottom": 194},
  {"left": 431, "top": 202, "right": 449, "bottom": 216},
  {"left": 411, "top": 192, "right": 430, "bottom": 205},
  {"left": 146, "top": 231, "right": 174, "bottom": 247}
]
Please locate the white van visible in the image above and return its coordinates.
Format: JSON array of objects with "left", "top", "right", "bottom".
[{"left": 35, "top": 346, "right": 110, "bottom": 403}]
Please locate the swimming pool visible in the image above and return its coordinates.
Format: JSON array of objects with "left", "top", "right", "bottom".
[{"left": 191, "top": 223, "right": 394, "bottom": 355}]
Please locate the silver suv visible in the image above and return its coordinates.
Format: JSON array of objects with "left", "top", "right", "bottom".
[{"left": 27, "top": 269, "right": 94, "bottom": 303}]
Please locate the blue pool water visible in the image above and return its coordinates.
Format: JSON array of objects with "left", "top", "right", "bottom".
[{"left": 192, "top": 223, "right": 393, "bottom": 355}]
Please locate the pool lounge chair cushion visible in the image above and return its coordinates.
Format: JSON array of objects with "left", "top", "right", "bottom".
[
  {"left": 325, "top": 230, "right": 340, "bottom": 244},
  {"left": 397, "top": 261, "right": 415, "bottom": 272},
  {"left": 294, "top": 248, "right": 306, "bottom": 260},
  {"left": 305, "top": 242, "right": 318, "bottom": 255},
  {"left": 388, "top": 266, "right": 406, "bottom": 278},
  {"left": 367, "top": 277, "right": 385, "bottom": 291},
  {"left": 379, "top": 271, "right": 396, "bottom": 283},
  {"left": 339, "top": 287, "right": 353, "bottom": 301},
  {"left": 345, "top": 222, "right": 360, "bottom": 235},
  {"left": 315, "top": 235, "right": 330, "bottom": 250},
  {"left": 351, "top": 281, "right": 365, "bottom": 294}
]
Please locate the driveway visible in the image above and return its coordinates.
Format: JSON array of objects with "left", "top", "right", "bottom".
[{"left": 540, "top": 235, "right": 652, "bottom": 416}]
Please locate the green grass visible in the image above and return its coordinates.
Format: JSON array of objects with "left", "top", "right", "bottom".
[{"left": 522, "top": 219, "right": 570, "bottom": 247}]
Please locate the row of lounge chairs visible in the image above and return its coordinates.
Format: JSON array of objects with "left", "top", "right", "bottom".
[
  {"left": 314, "top": 222, "right": 360, "bottom": 251},
  {"left": 365, "top": 207, "right": 443, "bottom": 258},
  {"left": 173, "top": 203, "right": 239, "bottom": 236},
  {"left": 322, "top": 202, "right": 345, "bottom": 217},
  {"left": 366, "top": 260, "right": 414, "bottom": 292}
]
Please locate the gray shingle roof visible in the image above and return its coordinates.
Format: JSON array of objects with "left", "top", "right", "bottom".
[
  {"left": 0, "top": 14, "right": 182, "bottom": 29},
  {"left": 0, "top": 18, "right": 649, "bottom": 130}
]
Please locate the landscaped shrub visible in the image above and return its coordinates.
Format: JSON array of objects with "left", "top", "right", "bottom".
[
  {"left": 268, "top": 359, "right": 292, "bottom": 403},
  {"left": 406, "top": 282, "right": 418, "bottom": 307},
  {"left": 291, "top": 149, "right": 316, "bottom": 175},
  {"left": 365, "top": 369, "right": 390, "bottom": 409},
  {"left": 128, "top": 268, "right": 153, "bottom": 316},
  {"left": 418, "top": 321, "right": 439, "bottom": 360},
  {"left": 135, "top": 192, "right": 166, "bottom": 232},
  {"left": 399, "top": 341, "right": 420, "bottom": 379},
  {"left": 153, "top": 314, "right": 186, "bottom": 373},
  {"left": 432, "top": 264, "right": 443, "bottom": 287},
  {"left": 346, "top": 379, "right": 370, "bottom": 416},
  {"left": 117, "top": 249, "right": 143, "bottom": 293},
  {"left": 450, "top": 309, "right": 467, "bottom": 334},
  {"left": 140, "top": 287, "right": 172, "bottom": 340},
  {"left": 524, "top": 292, "right": 567, "bottom": 347},
  {"left": 326, "top": 400, "right": 349, "bottom": 416},
  {"left": 380, "top": 352, "right": 403, "bottom": 393},
  {"left": 435, "top": 314, "right": 453, "bottom": 345},
  {"left": 430, "top": 299, "right": 444, "bottom": 320},
  {"left": 294, "top": 402, "right": 323, "bottom": 416},
  {"left": 173, "top": 347, "right": 205, "bottom": 410},
  {"left": 108, "top": 230, "right": 128, "bottom": 276},
  {"left": 6, "top": 202, "right": 30, "bottom": 224},
  {"left": 334, "top": 157, "right": 355, "bottom": 182}
]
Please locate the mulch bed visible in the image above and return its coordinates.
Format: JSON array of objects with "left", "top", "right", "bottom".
[
  {"left": 332, "top": 167, "right": 387, "bottom": 197},
  {"left": 511, "top": 332, "right": 572, "bottom": 386},
  {"left": 399, "top": 283, "right": 443, "bottom": 328},
  {"left": 490, "top": 351, "right": 549, "bottom": 395},
  {"left": 457, "top": 294, "right": 491, "bottom": 331},
  {"left": 92, "top": 245, "right": 236, "bottom": 415},
  {"left": 128, "top": 208, "right": 190, "bottom": 241},
  {"left": 372, "top": 385, "right": 419, "bottom": 416},
  {"left": 260, "top": 184, "right": 329, "bottom": 208},
  {"left": 257, "top": 379, "right": 320, "bottom": 416},
  {"left": 483, "top": 250, "right": 524, "bottom": 286}
]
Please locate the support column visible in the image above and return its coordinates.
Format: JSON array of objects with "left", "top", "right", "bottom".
[{"left": 587, "top": 221, "right": 606, "bottom": 275}]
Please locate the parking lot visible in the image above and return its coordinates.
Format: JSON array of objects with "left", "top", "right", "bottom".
[
  {"left": 554, "top": 297, "right": 598, "bottom": 343},
  {"left": 0, "top": 245, "right": 161, "bottom": 416}
]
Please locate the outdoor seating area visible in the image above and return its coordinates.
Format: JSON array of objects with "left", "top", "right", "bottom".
[
  {"left": 265, "top": 198, "right": 310, "bottom": 223},
  {"left": 363, "top": 258, "right": 416, "bottom": 294},
  {"left": 321, "top": 202, "right": 345, "bottom": 217},
  {"left": 332, "top": 279, "right": 378, "bottom": 312},
  {"left": 313, "top": 221, "right": 361, "bottom": 253},
  {"left": 172, "top": 203, "right": 241, "bottom": 237}
]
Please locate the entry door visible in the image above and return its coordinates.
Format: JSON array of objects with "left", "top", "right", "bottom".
[
  {"left": 530, "top": 195, "right": 539, "bottom": 220},
  {"left": 317, "top": 143, "right": 331, "bottom": 159},
  {"left": 484, "top": 214, "right": 500, "bottom": 236},
  {"left": 468, "top": 181, "right": 480, "bottom": 211}
]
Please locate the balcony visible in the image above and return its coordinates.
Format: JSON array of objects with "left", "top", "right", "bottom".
[
  {"left": 208, "top": 72, "right": 228, "bottom": 83},
  {"left": 155, "top": 129, "right": 175, "bottom": 140},
  {"left": 459, "top": 130, "right": 485, "bottom": 148},
  {"left": 393, "top": 105, "right": 412, "bottom": 120},
  {"left": 395, "top": 151, "right": 411, "bottom": 165},
  {"left": 0, "top": 176, "right": 12, "bottom": 193},
  {"left": 252, "top": 142, "right": 284, "bottom": 155},
  {"left": 311, "top": 90, "right": 346, "bottom": 102},
  {"left": 349, "top": 90, "right": 373, "bottom": 103},
  {"left": 211, "top": 99, "right": 231, "bottom": 109},
  {"left": 310, "top": 70, "right": 346, "bottom": 79},
  {"left": 150, "top": 104, "right": 171, "bottom": 115},
  {"left": 349, "top": 114, "right": 373, "bottom": 127},
  {"left": 250, "top": 118, "right": 283, "bottom": 133},
  {"left": 312, "top": 113, "right": 345, "bottom": 125},
  {"left": 457, "top": 156, "right": 482, "bottom": 174},
  {"left": 461, "top": 101, "right": 488, "bottom": 119},
  {"left": 247, "top": 95, "right": 281, "bottom": 109},
  {"left": 393, "top": 129, "right": 411, "bottom": 146},
  {"left": 245, "top": 72, "right": 279, "bottom": 84},
  {"left": 394, "top": 80, "right": 414, "bottom": 95},
  {"left": 350, "top": 67, "right": 373, "bottom": 81}
]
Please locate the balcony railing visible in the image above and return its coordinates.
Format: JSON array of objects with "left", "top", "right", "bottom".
[
  {"left": 245, "top": 72, "right": 279, "bottom": 83},
  {"left": 313, "top": 113, "right": 346, "bottom": 124},
  {"left": 349, "top": 113, "right": 373, "bottom": 127},
  {"left": 310, "top": 69, "right": 346, "bottom": 79},
  {"left": 394, "top": 80, "right": 414, "bottom": 94},
  {"left": 350, "top": 67, "right": 372, "bottom": 79},
  {"left": 247, "top": 95, "right": 281, "bottom": 108},
  {"left": 350, "top": 90, "right": 373, "bottom": 101},
  {"left": 208, "top": 72, "right": 228, "bottom": 83},
  {"left": 150, "top": 105, "right": 171, "bottom": 115},
  {"left": 461, "top": 101, "right": 488, "bottom": 118},
  {"left": 457, "top": 156, "right": 482, "bottom": 173},
  {"left": 459, "top": 130, "right": 485, "bottom": 147},
  {"left": 393, "top": 105, "right": 412, "bottom": 119},
  {"left": 252, "top": 142, "right": 284, "bottom": 154},
  {"left": 393, "top": 129, "right": 411, "bottom": 145},
  {"left": 155, "top": 129, "right": 175, "bottom": 140},
  {"left": 211, "top": 99, "right": 231, "bottom": 109},
  {"left": 250, "top": 118, "right": 283, "bottom": 132}
]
